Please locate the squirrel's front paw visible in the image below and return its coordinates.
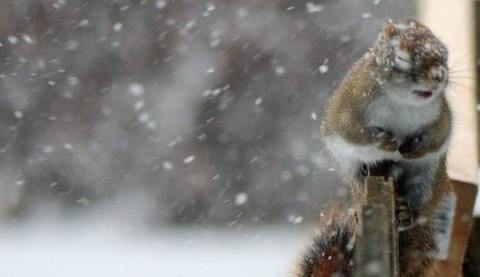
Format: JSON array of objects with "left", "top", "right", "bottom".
[
  {"left": 369, "top": 127, "right": 399, "bottom": 152},
  {"left": 399, "top": 136, "right": 425, "bottom": 159}
]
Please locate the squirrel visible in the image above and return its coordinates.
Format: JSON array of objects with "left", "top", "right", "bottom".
[{"left": 295, "top": 19, "right": 454, "bottom": 277}]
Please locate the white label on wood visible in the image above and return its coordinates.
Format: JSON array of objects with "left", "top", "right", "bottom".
[{"left": 434, "top": 193, "right": 457, "bottom": 260}]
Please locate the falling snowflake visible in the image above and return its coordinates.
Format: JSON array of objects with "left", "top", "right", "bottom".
[
  {"left": 318, "top": 64, "right": 329, "bottom": 74},
  {"left": 206, "top": 3, "right": 216, "bottom": 12},
  {"left": 210, "top": 38, "right": 221, "bottom": 48},
  {"left": 306, "top": 2, "right": 324, "bottom": 13},
  {"left": 254, "top": 97, "right": 262, "bottom": 106},
  {"left": 275, "top": 66, "right": 285, "bottom": 75},
  {"left": 208, "top": 88, "right": 221, "bottom": 97},
  {"left": 52, "top": 0, "right": 66, "bottom": 9},
  {"left": 78, "top": 19, "right": 89, "bottom": 27},
  {"left": 288, "top": 214, "right": 304, "bottom": 224},
  {"left": 155, "top": 0, "right": 167, "bottom": 10},
  {"left": 68, "top": 76, "right": 79, "bottom": 86},
  {"left": 134, "top": 100, "right": 145, "bottom": 111},
  {"left": 129, "top": 83, "right": 144, "bottom": 96},
  {"left": 138, "top": 112, "right": 150, "bottom": 123},
  {"left": 13, "top": 110, "right": 23, "bottom": 119},
  {"left": 113, "top": 22, "right": 123, "bottom": 32},
  {"left": 7, "top": 36, "right": 18, "bottom": 45},
  {"left": 362, "top": 13, "right": 372, "bottom": 19},
  {"left": 183, "top": 155, "right": 195, "bottom": 164},
  {"left": 66, "top": 40, "right": 79, "bottom": 51},
  {"left": 43, "top": 145, "right": 55, "bottom": 154},
  {"left": 146, "top": 120, "right": 157, "bottom": 130},
  {"left": 162, "top": 161, "right": 174, "bottom": 170},
  {"left": 234, "top": 192, "right": 248, "bottom": 206},
  {"left": 76, "top": 197, "right": 90, "bottom": 206},
  {"left": 184, "top": 19, "right": 196, "bottom": 29},
  {"left": 22, "top": 35, "right": 34, "bottom": 44},
  {"left": 237, "top": 8, "right": 248, "bottom": 18}
]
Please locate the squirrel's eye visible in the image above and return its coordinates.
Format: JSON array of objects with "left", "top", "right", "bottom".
[{"left": 394, "top": 56, "right": 412, "bottom": 71}]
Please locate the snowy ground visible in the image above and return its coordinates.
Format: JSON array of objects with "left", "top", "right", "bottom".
[{"left": 0, "top": 222, "right": 309, "bottom": 277}]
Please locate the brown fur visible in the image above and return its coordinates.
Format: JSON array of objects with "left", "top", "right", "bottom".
[
  {"left": 398, "top": 158, "right": 452, "bottom": 277},
  {"left": 294, "top": 207, "right": 357, "bottom": 277}
]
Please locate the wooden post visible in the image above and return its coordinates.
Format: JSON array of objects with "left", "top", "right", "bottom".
[
  {"left": 355, "top": 177, "right": 399, "bottom": 277},
  {"left": 418, "top": 1, "right": 479, "bottom": 276}
]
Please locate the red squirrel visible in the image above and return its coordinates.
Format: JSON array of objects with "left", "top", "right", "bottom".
[{"left": 295, "top": 19, "right": 454, "bottom": 277}]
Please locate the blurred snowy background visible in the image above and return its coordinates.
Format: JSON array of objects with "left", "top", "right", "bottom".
[{"left": 0, "top": 0, "right": 413, "bottom": 276}]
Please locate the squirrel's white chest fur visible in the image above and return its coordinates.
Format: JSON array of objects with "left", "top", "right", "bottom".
[
  {"left": 324, "top": 93, "right": 441, "bottom": 171},
  {"left": 366, "top": 93, "right": 440, "bottom": 140},
  {"left": 324, "top": 136, "right": 401, "bottom": 173}
]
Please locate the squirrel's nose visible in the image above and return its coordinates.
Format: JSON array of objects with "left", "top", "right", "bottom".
[{"left": 431, "top": 66, "right": 447, "bottom": 83}]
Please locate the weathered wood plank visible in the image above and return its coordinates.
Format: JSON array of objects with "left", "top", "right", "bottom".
[
  {"left": 435, "top": 181, "right": 478, "bottom": 277},
  {"left": 354, "top": 177, "right": 399, "bottom": 277}
]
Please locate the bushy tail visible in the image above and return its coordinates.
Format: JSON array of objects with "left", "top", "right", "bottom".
[{"left": 296, "top": 208, "right": 357, "bottom": 277}]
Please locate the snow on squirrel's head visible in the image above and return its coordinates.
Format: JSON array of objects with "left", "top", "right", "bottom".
[{"left": 372, "top": 18, "right": 449, "bottom": 106}]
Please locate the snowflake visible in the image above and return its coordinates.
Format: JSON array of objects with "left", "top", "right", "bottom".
[
  {"left": 162, "top": 161, "right": 174, "bottom": 170},
  {"left": 275, "top": 66, "right": 285, "bottom": 76},
  {"left": 13, "top": 110, "right": 23, "bottom": 119},
  {"left": 113, "top": 22, "right": 123, "bottom": 32},
  {"left": 319, "top": 64, "right": 329, "bottom": 74},
  {"left": 155, "top": 0, "right": 167, "bottom": 10},
  {"left": 306, "top": 2, "right": 324, "bottom": 13},
  {"left": 129, "top": 83, "right": 144, "bottom": 96},
  {"left": 234, "top": 192, "right": 248, "bottom": 206},
  {"left": 22, "top": 35, "right": 34, "bottom": 44},
  {"left": 183, "top": 156, "right": 195, "bottom": 164},
  {"left": 7, "top": 36, "right": 18, "bottom": 45}
]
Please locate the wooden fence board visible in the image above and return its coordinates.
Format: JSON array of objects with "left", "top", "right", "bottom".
[{"left": 354, "top": 177, "right": 399, "bottom": 277}]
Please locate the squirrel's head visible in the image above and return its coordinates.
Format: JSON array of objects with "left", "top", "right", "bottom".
[{"left": 372, "top": 18, "right": 449, "bottom": 106}]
